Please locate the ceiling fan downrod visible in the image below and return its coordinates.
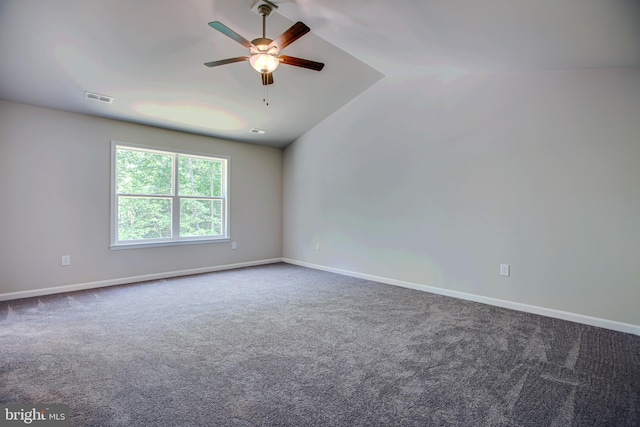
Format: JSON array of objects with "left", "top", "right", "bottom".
[{"left": 257, "top": 4, "right": 273, "bottom": 39}]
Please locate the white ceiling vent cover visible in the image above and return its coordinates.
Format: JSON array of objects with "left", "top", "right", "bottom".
[
  {"left": 84, "top": 91, "right": 114, "bottom": 104},
  {"left": 249, "top": 128, "right": 266, "bottom": 134}
]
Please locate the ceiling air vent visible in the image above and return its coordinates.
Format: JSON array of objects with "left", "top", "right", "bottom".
[
  {"left": 249, "top": 128, "right": 266, "bottom": 134},
  {"left": 84, "top": 91, "right": 114, "bottom": 104}
]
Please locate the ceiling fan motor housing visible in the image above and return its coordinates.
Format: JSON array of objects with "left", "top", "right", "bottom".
[{"left": 251, "top": 37, "right": 273, "bottom": 46}]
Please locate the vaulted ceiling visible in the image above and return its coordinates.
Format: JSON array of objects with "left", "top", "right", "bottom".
[{"left": 1, "top": 0, "right": 639, "bottom": 148}]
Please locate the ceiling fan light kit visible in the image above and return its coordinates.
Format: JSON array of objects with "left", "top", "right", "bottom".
[
  {"left": 249, "top": 39, "right": 280, "bottom": 74},
  {"left": 204, "top": 1, "right": 324, "bottom": 89}
]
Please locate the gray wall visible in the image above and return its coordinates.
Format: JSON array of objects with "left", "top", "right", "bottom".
[
  {"left": 0, "top": 101, "right": 282, "bottom": 295},
  {"left": 283, "top": 68, "right": 640, "bottom": 326}
]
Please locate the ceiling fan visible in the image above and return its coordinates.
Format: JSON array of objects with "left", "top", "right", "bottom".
[{"left": 204, "top": 1, "right": 324, "bottom": 86}]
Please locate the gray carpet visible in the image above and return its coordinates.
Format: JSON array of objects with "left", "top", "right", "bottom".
[{"left": 1, "top": 263, "right": 639, "bottom": 426}]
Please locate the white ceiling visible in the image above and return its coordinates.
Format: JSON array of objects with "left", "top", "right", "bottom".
[{"left": 1, "top": 0, "right": 639, "bottom": 148}]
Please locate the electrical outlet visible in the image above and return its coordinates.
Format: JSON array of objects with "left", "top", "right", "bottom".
[
  {"left": 315, "top": 242, "right": 320, "bottom": 251},
  {"left": 61, "top": 255, "right": 71, "bottom": 266},
  {"left": 500, "top": 264, "right": 510, "bottom": 276},
  {"left": 231, "top": 242, "right": 237, "bottom": 250}
]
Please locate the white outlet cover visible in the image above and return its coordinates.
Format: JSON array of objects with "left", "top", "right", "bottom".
[{"left": 500, "top": 264, "right": 510, "bottom": 276}]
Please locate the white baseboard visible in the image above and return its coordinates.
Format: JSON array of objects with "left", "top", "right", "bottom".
[
  {"left": 282, "top": 258, "right": 640, "bottom": 336},
  {"left": 0, "top": 258, "right": 283, "bottom": 302}
]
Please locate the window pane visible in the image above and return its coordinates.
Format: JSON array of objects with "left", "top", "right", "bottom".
[
  {"left": 180, "top": 199, "right": 222, "bottom": 237},
  {"left": 118, "top": 197, "right": 172, "bottom": 240},
  {"left": 116, "top": 148, "right": 173, "bottom": 195},
  {"left": 178, "top": 156, "right": 223, "bottom": 197}
]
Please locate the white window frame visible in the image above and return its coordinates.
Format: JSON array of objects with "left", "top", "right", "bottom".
[{"left": 110, "top": 141, "right": 230, "bottom": 249}]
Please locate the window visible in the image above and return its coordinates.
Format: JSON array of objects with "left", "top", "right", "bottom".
[{"left": 111, "top": 142, "right": 228, "bottom": 248}]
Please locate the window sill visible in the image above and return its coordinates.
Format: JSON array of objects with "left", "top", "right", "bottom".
[{"left": 110, "top": 238, "right": 230, "bottom": 250}]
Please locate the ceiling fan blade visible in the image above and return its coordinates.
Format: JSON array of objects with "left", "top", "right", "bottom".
[
  {"left": 269, "top": 21, "right": 310, "bottom": 50},
  {"left": 279, "top": 55, "right": 324, "bottom": 71},
  {"left": 204, "top": 57, "right": 249, "bottom": 67},
  {"left": 261, "top": 72, "right": 274, "bottom": 86},
  {"left": 208, "top": 21, "right": 253, "bottom": 48}
]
